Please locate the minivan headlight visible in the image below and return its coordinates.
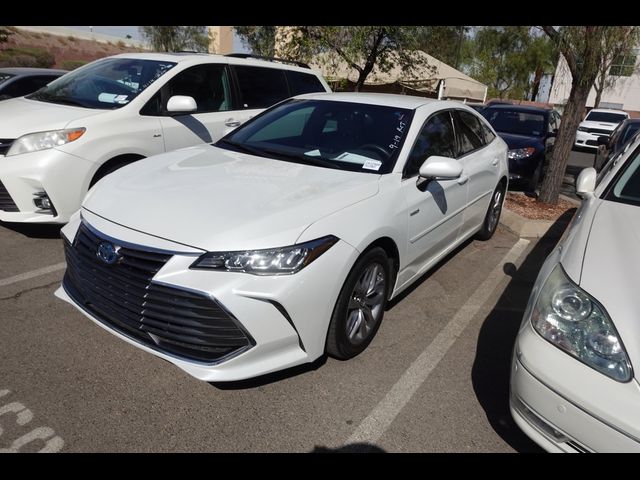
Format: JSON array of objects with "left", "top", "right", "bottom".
[
  {"left": 191, "top": 235, "right": 339, "bottom": 275},
  {"left": 531, "top": 264, "right": 632, "bottom": 382},
  {"left": 7, "top": 128, "right": 86, "bottom": 156}
]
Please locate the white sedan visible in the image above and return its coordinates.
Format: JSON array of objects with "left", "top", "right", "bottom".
[
  {"left": 56, "top": 92, "right": 508, "bottom": 381},
  {"left": 511, "top": 135, "right": 640, "bottom": 452}
]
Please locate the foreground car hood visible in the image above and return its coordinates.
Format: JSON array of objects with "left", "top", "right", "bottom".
[
  {"left": 83, "top": 145, "right": 380, "bottom": 251},
  {"left": 578, "top": 200, "right": 640, "bottom": 379},
  {"left": 580, "top": 120, "right": 619, "bottom": 132},
  {"left": 0, "top": 97, "right": 98, "bottom": 138}
]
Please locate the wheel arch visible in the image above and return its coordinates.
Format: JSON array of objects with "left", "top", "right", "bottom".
[{"left": 89, "top": 153, "right": 146, "bottom": 188}]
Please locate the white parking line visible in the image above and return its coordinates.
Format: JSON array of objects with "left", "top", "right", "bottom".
[
  {"left": 347, "top": 238, "right": 530, "bottom": 445},
  {"left": 0, "top": 263, "right": 66, "bottom": 288}
]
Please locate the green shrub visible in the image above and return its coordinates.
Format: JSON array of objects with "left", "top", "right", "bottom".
[
  {"left": 61, "top": 60, "right": 86, "bottom": 70},
  {"left": 0, "top": 47, "right": 55, "bottom": 68}
]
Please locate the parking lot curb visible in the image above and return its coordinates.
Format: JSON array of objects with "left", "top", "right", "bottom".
[{"left": 499, "top": 207, "right": 574, "bottom": 239}]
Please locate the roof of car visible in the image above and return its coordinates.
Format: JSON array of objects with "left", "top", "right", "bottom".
[
  {"left": 483, "top": 103, "right": 552, "bottom": 114},
  {"left": 588, "top": 108, "right": 628, "bottom": 115},
  {"left": 294, "top": 91, "right": 438, "bottom": 109},
  {"left": 0, "top": 67, "right": 68, "bottom": 76},
  {"left": 108, "top": 52, "right": 317, "bottom": 74}
]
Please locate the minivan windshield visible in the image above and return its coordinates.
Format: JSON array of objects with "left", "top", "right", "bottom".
[
  {"left": 217, "top": 99, "right": 414, "bottom": 174},
  {"left": 585, "top": 111, "right": 627, "bottom": 123},
  {"left": 26, "top": 58, "right": 176, "bottom": 109}
]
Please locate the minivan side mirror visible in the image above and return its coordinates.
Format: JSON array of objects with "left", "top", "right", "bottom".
[
  {"left": 419, "top": 156, "right": 462, "bottom": 180},
  {"left": 576, "top": 167, "right": 597, "bottom": 197},
  {"left": 166, "top": 95, "right": 197, "bottom": 114}
]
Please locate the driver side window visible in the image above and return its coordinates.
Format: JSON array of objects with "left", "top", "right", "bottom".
[
  {"left": 404, "top": 111, "right": 456, "bottom": 178},
  {"left": 163, "top": 64, "right": 232, "bottom": 114}
]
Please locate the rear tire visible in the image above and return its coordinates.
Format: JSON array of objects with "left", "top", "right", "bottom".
[
  {"left": 326, "top": 247, "right": 390, "bottom": 360},
  {"left": 476, "top": 183, "right": 505, "bottom": 241}
]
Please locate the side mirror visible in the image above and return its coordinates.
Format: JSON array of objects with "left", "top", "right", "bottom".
[
  {"left": 166, "top": 95, "right": 197, "bottom": 114},
  {"left": 576, "top": 167, "right": 597, "bottom": 197},
  {"left": 596, "top": 135, "right": 609, "bottom": 147},
  {"left": 419, "top": 156, "right": 462, "bottom": 180}
]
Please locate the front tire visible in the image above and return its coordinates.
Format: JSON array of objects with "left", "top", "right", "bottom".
[
  {"left": 476, "top": 183, "right": 505, "bottom": 241},
  {"left": 326, "top": 247, "right": 391, "bottom": 360}
]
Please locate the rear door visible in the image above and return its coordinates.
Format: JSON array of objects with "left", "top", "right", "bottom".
[
  {"left": 452, "top": 109, "right": 497, "bottom": 235},
  {"left": 158, "top": 63, "right": 237, "bottom": 151}
]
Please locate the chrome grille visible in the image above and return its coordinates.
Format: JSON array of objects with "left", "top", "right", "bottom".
[{"left": 63, "top": 223, "right": 253, "bottom": 363}]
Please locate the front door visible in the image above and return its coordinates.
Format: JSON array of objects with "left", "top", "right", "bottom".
[{"left": 399, "top": 111, "right": 468, "bottom": 285}]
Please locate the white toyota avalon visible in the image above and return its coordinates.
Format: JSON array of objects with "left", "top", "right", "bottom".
[
  {"left": 56, "top": 92, "right": 508, "bottom": 381},
  {"left": 511, "top": 134, "right": 640, "bottom": 452}
]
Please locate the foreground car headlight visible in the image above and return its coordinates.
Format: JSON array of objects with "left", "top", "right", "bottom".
[
  {"left": 7, "top": 128, "right": 86, "bottom": 156},
  {"left": 531, "top": 264, "right": 632, "bottom": 382},
  {"left": 507, "top": 147, "right": 535, "bottom": 160},
  {"left": 191, "top": 235, "right": 339, "bottom": 275}
]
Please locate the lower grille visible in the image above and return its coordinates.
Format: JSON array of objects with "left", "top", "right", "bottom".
[
  {"left": 0, "top": 180, "right": 19, "bottom": 212},
  {"left": 63, "top": 223, "right": 253, "bottom": 363}
]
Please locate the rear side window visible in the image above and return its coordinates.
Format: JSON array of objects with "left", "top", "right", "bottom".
[
  {"left": 404, "top": 111, "right": 456, "bottom": 178},
  {"left": 286, "top": 71, "right": 325, "bottom": 95},
  {"left": 234, "top": 66, "right": 289, "bottom": 109},
  {"left": 454, "top": 110, "right": 485, "bottom": 156}
]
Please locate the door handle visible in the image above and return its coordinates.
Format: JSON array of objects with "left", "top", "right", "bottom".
[
  {"left": 225, "top": 119, "right": 241, "bottom": 127},
  {"left": 457, "top": 175, "right": 469, "bottom": 185},
  {"left": 491, "top": 158, "right": 499, "bottom": 166}
]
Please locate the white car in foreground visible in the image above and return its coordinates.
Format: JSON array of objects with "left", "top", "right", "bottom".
[
  {"left": 575, "top": 108, "right": 629, "bottom": 149},
  {"left": 56, "top": 92, "right": 508, "bottom": 381},
  {"left": 511, "top": 134, "right": 640, "bottom": 452}
]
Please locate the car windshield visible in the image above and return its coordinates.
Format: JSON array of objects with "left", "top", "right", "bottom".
[
  {"left": 26, "top": 58, "right": 176, "bottom": 109},
  {"left": 606, "top": 148, "right": 640, "bottom": 207},
  {"left": 482, "top": 109, "right": 545, "bottom": 136},
  {"left": 217, "top": 99, "right": 414, "bottom": 174},
  {"left": 0, "top": 73, "right": 15, "bottom": 85},
  {"left": 585, "top": 111, "right": 627, "bottom": 123}
]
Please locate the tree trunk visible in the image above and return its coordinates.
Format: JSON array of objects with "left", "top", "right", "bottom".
[
  {"left": 530, "top": 66, "right": 543, "bottom": 101},
  {"left": 537, "top": 80, "right": 591, "bottom": 204},
  {"left": 594, "top": 84, "right": 604, "bottom": 108}
]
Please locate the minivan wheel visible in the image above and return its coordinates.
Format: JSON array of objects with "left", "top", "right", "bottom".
[
  {"left": 326, "top": 247, "right": 390, "bottom": 360},
  {"left": 476, "top": 183, "right": 505, "bottom": 241}
]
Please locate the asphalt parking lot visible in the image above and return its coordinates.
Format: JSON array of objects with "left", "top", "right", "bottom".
[{"left": 0, "top": 214, "right": 574, "bottom": 453}]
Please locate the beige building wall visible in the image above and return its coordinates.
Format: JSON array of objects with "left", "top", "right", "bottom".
[
  {"left": 208, "top": 26, "right": 234, "bottom": 54},
  {"left": 549, "top": 54, "right": 640, "bottom": 111}
]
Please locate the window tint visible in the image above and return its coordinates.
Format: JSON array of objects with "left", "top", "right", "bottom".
[
  {"left": 234, "top": 66, "right": 289, "bottom": 109},
  {"left": 404, "top": 111, "right": 456, "bottom": 178},
  {"left": 455, "top": 110, "right": 485, "bottom": 155},
  {"left": 165, "top": 64, "right": 232, "bottom": 114},
  {"left": 286, "top": 71, "right": 325, "bottom": 95}
]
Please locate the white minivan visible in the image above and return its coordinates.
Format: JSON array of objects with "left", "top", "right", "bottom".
[{"left": 0, "top": 53, "right": 330, "bottom": 223}]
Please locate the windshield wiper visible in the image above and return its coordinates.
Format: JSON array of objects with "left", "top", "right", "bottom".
[
  {"left": 28, "top": 92, "right": 96, "bottom": 109},
  {"left": 258, "top": 147, "right": 349, "bottom": 171},
  {"left": 216, "top": 138, "right": 265, "bottom": 157}
]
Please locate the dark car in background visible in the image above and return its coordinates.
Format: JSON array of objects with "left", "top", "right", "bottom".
[
  {"left": 0, "top": 67, "right": 67, "bottom": 100},
  {"left": 594, "top": 118, "right": 640, "bottom": 171},
  {"left": 482, "top": 104, "right": 560, "bottom": 192}
]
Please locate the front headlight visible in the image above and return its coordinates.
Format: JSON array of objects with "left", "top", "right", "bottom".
[
  {"left": 190, "top": 235, "right": 339, "bottom": 275},
  {"left": 6, "top": 128, "right": 86, "bottom": 156},
  {"left": 507, "top": 147, "right": 535, "bottom": 160},
  {"left": 531, "top": 264, "right": 632, "bottom": 382},
  {"left": 577, "top": 126, "right": 588, "bottom": 132}
]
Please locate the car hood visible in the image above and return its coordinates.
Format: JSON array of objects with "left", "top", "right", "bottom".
[
  {"left": 495, "top": 132, "right": 544, "bottom": 150},
  {"left": 82, "top": 145, "right": 380, "bottom": 251},
  {"left": 578, "top": 200, "right": 640, "bottom": 379},
  {"left": 0, "top": 97, "right": 100, "bottom": 138},
  {"left": 580, "top": 120, "right": 619, "bottom": 131}
]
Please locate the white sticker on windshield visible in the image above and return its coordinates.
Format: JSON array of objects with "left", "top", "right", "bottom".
[
  {"left": 98, "top": 93, "right": 118, "bottom": 103},
  {"left": 363, "top": 159, "right": 382, "bottom": 171},
  {"left": 114, "top": 94, "right": 129, "bottom": 104},
  {"left": 305, "top": 149, "right": 322, "bottom": 157}
]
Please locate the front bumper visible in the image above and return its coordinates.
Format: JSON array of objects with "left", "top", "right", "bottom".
[
  {"left": 0, "top": 148, "right": 93, "bottom": 224},
  {"left": 574, "top": 130, "right": 608, "bottom": 149},
  {"left": 511, "top": 323, "right": 640, "bottom": 452},
  {"left": 55, "top": 212, "right": 360, "bottom": 381}
]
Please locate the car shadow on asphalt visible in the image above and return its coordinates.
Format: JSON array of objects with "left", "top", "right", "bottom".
[
  {"left": 471, "top": 209, "right": 577, "bottom": 453},
  {"left": 0, "top": 221, "right": 62, "bottom": 239}
]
